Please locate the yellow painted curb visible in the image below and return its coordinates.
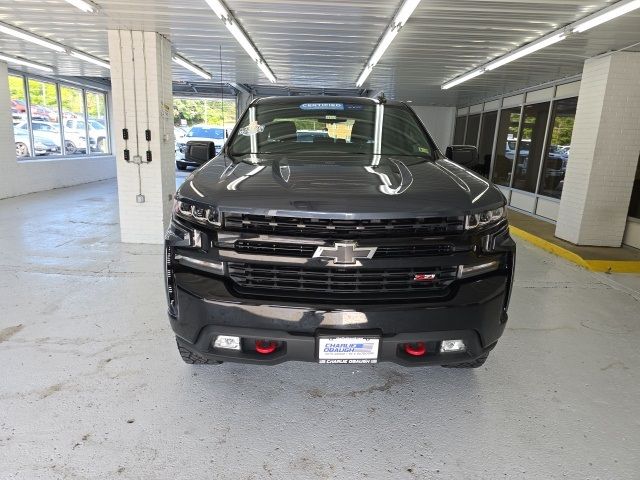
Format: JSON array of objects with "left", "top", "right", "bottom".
[{"left": 509, "top": 226, "right": 640, "bottom": 273}]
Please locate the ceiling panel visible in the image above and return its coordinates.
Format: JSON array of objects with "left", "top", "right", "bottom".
[{"left": 0, "top": 0, "right": 639, "bottom": 105}]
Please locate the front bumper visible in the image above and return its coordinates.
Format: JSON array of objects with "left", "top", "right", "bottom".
[
  {"left": 170, "top": 269, "right": 511, "bottom": 366},
  {"left": 166, "top": 218, "right": 515, "bottom": 366}
]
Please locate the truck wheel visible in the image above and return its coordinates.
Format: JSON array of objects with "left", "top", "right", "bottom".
[
  {"left": 177, "top": 339, "right": 222, "bottom": 365},
  {"left": 442, "top": 351, "right": 490, "bottom": 368}
]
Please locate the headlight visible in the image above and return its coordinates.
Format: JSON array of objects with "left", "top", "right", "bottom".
[
  {"left": 173, "top": 198, "right": 221, "bottom": 227},
  {"left": 465, "top": 206, "right": 505, "bottom": 230}
]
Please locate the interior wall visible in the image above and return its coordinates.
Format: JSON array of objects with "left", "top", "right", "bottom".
[
  {"left": 411, "top": 105, "right": 456, "bottom": 150},
  {"left": 0, "top": 62, "right": 117, "bottom": 200}
]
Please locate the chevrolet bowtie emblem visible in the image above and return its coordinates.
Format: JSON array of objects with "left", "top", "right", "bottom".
[{"left": 313, "top": 242, "right": 377, "bottom": 265}]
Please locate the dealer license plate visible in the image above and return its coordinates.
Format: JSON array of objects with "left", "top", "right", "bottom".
[{"left": 318, "top": 336, "right": 380, "bottom": 364}]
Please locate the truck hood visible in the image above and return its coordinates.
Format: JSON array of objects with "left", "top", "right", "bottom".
[{"left": 178, "top": 154, "right": 505, "bottom": 218}]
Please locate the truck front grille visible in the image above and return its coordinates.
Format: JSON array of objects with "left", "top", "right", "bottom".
[
  {"left": 234, "top": 240, "right": 455, "bottom": 258},
  {"left": 228, "top": 262, "right": 458, "bottom": 300},
  {"left": 224, "top": 214, "right": 465, "bottom": 238}
]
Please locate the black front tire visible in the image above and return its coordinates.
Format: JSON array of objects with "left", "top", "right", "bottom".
[
  {"left": 442, "top": 351, "right": 490, "bottom": 369},
  {"left": 177, "top": 339, "right": 222, "bottom": 365}
]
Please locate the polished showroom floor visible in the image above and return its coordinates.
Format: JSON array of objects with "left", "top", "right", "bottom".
[{"left": 1, "top": 179, "right": 639, "bottom": 479}]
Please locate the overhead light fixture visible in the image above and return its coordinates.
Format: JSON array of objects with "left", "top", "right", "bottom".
[
  {"left": 355, "top": 0, "right": 422, "bottom": 87},
  {"left": 69, "top": 50, "right": 110, "bottom": 69},
  {"left": 0, "top": 22, "right": 66, "bottom": 52},
  {"left": 204, "top": 0, "right": 277, "bottom": 83},
  {"left": 485, "top": 33, "right": 566, "bottom": 71},
  {"left": 572, "top": 0, "right": 640, "bottom": 33},
  {"left": 62, "top": 0, "right": 99, "bottom": 13},
  {"left": 440, "top": 0, "right": 640, "bottom": 90},
  {"left": 172, "top": 54, "right": 212, "bottom": 79},
  {"left": 0, "top": 52, "right": 53, "bottom": 72},
  {"left": 441, "top": 69, "right": 484, "bottom": 90}
]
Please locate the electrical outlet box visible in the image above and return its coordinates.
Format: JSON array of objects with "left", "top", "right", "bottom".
[
  {"left": 132, "top": 155, "right": 143, "bottom": 164},
  {"left": 136, "top": 194, "right": 145, "bottom": 203}
]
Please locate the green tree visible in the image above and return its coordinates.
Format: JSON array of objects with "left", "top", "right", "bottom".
[{"left": 173, "top": 98, "right": 236, "bottom": 127}]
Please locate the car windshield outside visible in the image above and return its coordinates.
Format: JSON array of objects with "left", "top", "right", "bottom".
[
  {"left": 228, "top": 101, "right": 435, "bottom": 157},
  {"left": 187, "top": 126, "right": 225, "bottom": 139}
]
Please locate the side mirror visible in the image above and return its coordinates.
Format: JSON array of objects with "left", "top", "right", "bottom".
[{"left": 446, "top": 145, "right": 484, "bottom": 175}]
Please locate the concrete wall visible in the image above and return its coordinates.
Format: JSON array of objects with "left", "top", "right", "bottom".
[
  {"left": 412, "top": 105, "right": 456, "bottom": 151},
  {"left": 0, "top": 62, "right": 116, "bottom": 200}
]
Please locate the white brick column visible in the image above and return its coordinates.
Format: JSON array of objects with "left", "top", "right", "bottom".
[
  {"left": 108, "top": 31, "right": 175, "bottom": 244},
  {"left": 555, "top": 52, "right": 640, "bottom": 246}
]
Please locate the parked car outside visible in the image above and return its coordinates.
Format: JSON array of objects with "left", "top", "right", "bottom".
[
  {"left": 64, "top": 118, "right": 108, "bottom": 153},
  {"left": 14, "top": 130, "right": 60, "bottom": 157},
  {"left": 14, "top": 121, "right": 92, "bottom": 154},
  {"left": 175, "top": 125, "right": 227, "bottom": 170}
]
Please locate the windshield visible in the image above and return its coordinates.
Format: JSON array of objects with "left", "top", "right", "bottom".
[
  {"left": 187, "top": 126, "right": 225, "bottom": 139},
  {"left": 228, "top": 101, "right": 435, "bottom": 157}
]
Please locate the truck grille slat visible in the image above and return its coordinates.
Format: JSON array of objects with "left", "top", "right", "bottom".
[
  {"left": 234, "top": 240, "right": 455, "bottom": 258},
  {"left": 225, "top": 214, "right": 464, "bottom": 238},
  {"left": 228, "top": 263, "right": 458, "bottom": 298}
]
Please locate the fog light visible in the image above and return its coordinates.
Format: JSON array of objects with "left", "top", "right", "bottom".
[
  {"left": 440, "top": 339, "right": 466, "bottom": 353},
  {"left": 213, "top": 335, "right": 241, "bottom": 350}
]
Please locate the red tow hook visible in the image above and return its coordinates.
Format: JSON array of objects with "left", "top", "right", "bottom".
[
  {"left": 404, "top": 342, "right": 427, "bottom": 357},
  {"left": 255, "top": 340, "right": 278, "bottom": 355}
]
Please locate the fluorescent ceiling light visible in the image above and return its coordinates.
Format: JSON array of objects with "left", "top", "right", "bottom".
[
  {"left": 369, "top": 29, "right": 398, "bottom": 67},
  {"left": 485, "top": 33, "right": 566, "bottom": 71},
  {"left": 204, "top": 0, "right": 277, "bottom": 83},
  {"left": 62, "top": 0, "right": 99, "bottom": 13},
  {"left": 441, "top": 69, "right": 484, "bottom": 90},
  {"left": 204, "top": 0, "right": 229, "bottom": 20},
  {"left": 394, "top": 0, "right": 422, "bottom": 26},
  {"left": 226, "top": 21, "right": 260, "bottom": 62},
  {"left": 0, "top": 52, "right": 53, "bottom": 72},
  {"left": 258, "top": 61, "right": 276, "bottom": 83},
  {"left": 0, "top": 22, "right": 66, "bottom": 52},
  {"left": 69, "top": 50, "right": 110, "bottom": 69},
  {"left": 355, "top": 0, "right": 422, "bottom": 87},
  {"left": 356, "top": 66, "right": 374, "bottom": 88},
  {"left": 572, "top": 0, "right": 640, "bottom": 33},
  {"left": 172, "top": 54, "right": 212, "bottom": 79}
]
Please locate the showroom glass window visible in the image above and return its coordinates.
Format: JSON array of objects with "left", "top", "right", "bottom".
[
  {"left": 538, "top": 97, "right": 577, "bottom": 199},
  {"left": 60, "top": 85, "right": 87, "bottom": 155},
  {"left": 453, "top": 116, "right": 466, "bottom": 144},
  {"left": 85, "top": 91, "right": 110, "bottom": 153},
  {"left": 511, "top": 102, "right": 550, "bottom": 193},
  {"left": 8, "top": 72, "right": 111, "bottom": 159},
  {"left": 464, "top": 114, "right": 480, "bottom": 146},
  {"left": 27, "top": 78, "right": 63, "bottom": 156},
  {"left": 491, "top": 107, "right": 521, "bottom": 187},
  {"left": 629, "top": 159, "right": 640, "bottom": 219},
  {"left": 477, "top": 110, "right": 497, "bottom": 177},
  {"left": 9, "top": 75, "right": 33, "bottom": 158}
]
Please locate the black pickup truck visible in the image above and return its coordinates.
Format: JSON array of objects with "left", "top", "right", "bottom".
[{"left": 165, "top": 96, "right": 515, "bottom": 368}]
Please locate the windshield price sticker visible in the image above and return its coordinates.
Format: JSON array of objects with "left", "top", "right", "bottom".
[
  {"left": 318, "top": 337, "right": 380, "bottom": 364},
  {"left": 300, "top": 103, "right": 345, "bottom": 110},
  {"left": 239, "top": 120, "right": 265, "bottom": 136}
]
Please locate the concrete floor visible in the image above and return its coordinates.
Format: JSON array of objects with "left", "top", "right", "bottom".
[{"left": 1, "top": 179, "right": 640, "bottom": 480}]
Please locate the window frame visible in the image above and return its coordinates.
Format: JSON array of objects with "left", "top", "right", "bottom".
[{"left": 8, "top": 70, "right": 111, "bottom": 160}]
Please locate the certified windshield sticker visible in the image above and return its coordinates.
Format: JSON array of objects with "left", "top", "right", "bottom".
[
  {"left": 239, "top": 120, "right": 264, "bottom": 136},
  {"left": 300, "top": 103, "right": 344, "bottom": 110},
  {"left": 418, "top": 146, "right": 430, "bottom": 154}
]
